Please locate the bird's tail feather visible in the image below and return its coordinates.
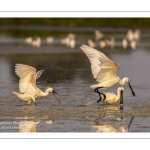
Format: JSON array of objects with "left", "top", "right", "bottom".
[{"left": 12, "top": 91, "right": 19, "bottom": 96}]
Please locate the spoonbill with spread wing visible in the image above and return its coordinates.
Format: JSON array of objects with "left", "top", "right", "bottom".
[
  {"left": 80, "top": 45, "right": 135, "bottom": 101},
  {"left": 12, "top": 64, "right": 63, "bottom": 105}
]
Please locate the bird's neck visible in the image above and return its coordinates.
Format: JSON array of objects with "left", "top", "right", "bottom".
[
  {"left": 119, "top": 78, "right": 126, "bottom": 85},
  {"left": 116, "top": 90, "right": 122, "bottom": 100},
  {"left": 40, "top": 89, "right": 49, "bottom": 97}
]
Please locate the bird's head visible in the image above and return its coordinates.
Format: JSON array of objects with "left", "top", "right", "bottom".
[
  {"left": 123, "top": 77, "right": 135, "bottom": 96},
  {"left": 45, "top": 87, "right": 64, "bottom": 105},
  {"left": 118, "top": 87, "right": 124, "bottom": 92},
  {"left": 122, "top": 77, "right": 130, "bottom": 84},
  {"left": 46, "top": 87, "right": 54, "bottom": 93}
]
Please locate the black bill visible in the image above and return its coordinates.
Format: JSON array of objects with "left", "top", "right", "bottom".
[
  {"left": 120, "top": 90, "right": 123, "bottom": 105},
  {"left": 128, "top": 82, "right": 135, "bottom": 96},
  {"left": 52, "top": 90, "right": 65, "bottom": 105}
]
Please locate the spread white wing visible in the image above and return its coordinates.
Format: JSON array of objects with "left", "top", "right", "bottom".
[
  {"left": 36, "top": 70, "right": 44, "bottom": 80},
  {"left": 15, "top": 64, "right": 44, "bottom": 93},
  {"left": 80, "top": 45, "right": 120, "bottom": 83}
]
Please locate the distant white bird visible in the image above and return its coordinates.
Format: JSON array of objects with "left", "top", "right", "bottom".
[
  {"left": 67, "top": 33, "right": 76, "bottom": 39},
  {"left": 133, "top": 29, "right": 140, "bottom": 41},
  {"left": 126, "top": 30, "right": 134, "bottom": 41},
  {"left": 110, "top": 37, "right": 115, "bottom": 49},
  {"left": 99, "top": 40, "right": 106, "bottom": 48},
  {"left": 31, "top": 37, "right": 41, "bottom": 47},
  {"left": 12, "top": 64, "right": 63, "bottom": 105},
  {"left": 25, "top": 37, "right": 32, "bottom": 44},
  {"left": 95, "top": 30, "right": 104, "bottom": 41},
  {"left": 130, "top": 40, "right": 136, "bottom": 50},
  {"left": 46, "top": 36, "right": 54, "bottom": 44},
  {"left": 88, "top": 39, "right": 95, "bottom": 48},
  {"left": 122, "top": 38, "right": 128, "bottom": 49},
  {"left": 105, "top": 37, "right": 115, "bottom": 49},
  {"left": 60, "top": 33, "right": 76, "bottom": 48},
  {"left": 80, "top": 45, "right": 135, "bottom": 101},
  {"left": 70, "top": 38, "right": 76, "bottom": 49},
  {"left": 60, "top": 38, "right": 68, "bottom": 45},
  {"left": 99, "top": 87, "right": 124, "bottom": 104}
]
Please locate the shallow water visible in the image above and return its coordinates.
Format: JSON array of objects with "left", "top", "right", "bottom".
[{"left": 0, "top": 26, "right": 150, "bottom": 132}]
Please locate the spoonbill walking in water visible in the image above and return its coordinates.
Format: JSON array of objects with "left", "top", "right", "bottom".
[
  {"left": 80, "top": 45, "right": 135, "bottom": 101},
  {"left": 12, "top": 64, "right": 63, "bottom": 105},
  {"left": 100, "top": 87, "right": 124, "bottom": 104}
]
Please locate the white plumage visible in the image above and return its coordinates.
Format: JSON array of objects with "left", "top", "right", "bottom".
[
  {"left": 122, "top": 38, "right": 128, "bottom": 49},
  {"left": 46, "top": 36, "right": 54, "bottom": 44},
  {"left": 101, "top": 87, "right": 124, "bottom": 104},
  {"left": 80, "top": 45, "right": 135, "bottom": 100},
  {"left": 31, "top": 37, "right": 41, "bottom": 47},
  {"left": 88, "top": 39, "right": 95, "bottom": 48},
  {"left": 12, "top": 64, "right": 62, "bottom": 105},
  {"left": 95, "top": 30, "right": 104, "bottom": 41}
]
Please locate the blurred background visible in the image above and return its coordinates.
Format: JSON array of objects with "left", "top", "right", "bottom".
[{"left": 1, "top": 18, "right": 150, "bottom": 132}]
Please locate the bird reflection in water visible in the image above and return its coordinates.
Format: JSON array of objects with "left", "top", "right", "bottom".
[
  {"left": 92, "top": 116, "right": 134, "bottom": 132},
  {"left": 19, "top": 119, "right": 54, "bottom": 132}
]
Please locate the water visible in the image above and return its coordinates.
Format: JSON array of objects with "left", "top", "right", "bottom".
[{"left": 0, "top": 26, "right": 150, "bottom": 132}]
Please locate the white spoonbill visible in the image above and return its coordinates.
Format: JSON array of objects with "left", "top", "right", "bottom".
[
  {"left": 133, "top": 29, "right": 140, "bottom": 41},
  {"left": 126, "top": 30, "right": 134, "bottom": 41},
  {"left": 99, "top": 40, "right": 106, "bottom": 48},
  {"left": 31, "top": 37, "right": 41, "bottom": 47},
  {"left": 46, "top": 36, "right": 54, "bottom": 44},
  {"left": 25, "top": 37, "right": 32, "bottom": 44},
  {"left": 122, "top": 38, "right": 128, "bottom": 49},
  {"left": 130, "top": 40, "right": 136, "bottom": 50},
  {"left": 99, "top": 87, "right": 124, "bottom": 104},
  {"left": 95, "top": 30, "right": 104, "bottom": 41},
  {"left": 88, "top": 39, "right": 96, "bottom": 48},
  {"left": 80, "top": 45, "right": 135, "bottom": 101},
  {"left": 12, "top": 64, "right": 63, "bottom": 105},
  {"left": 105, "top": 37, "right": 115, "bottom": 49}
]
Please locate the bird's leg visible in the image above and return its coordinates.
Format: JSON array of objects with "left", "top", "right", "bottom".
[
  {"left": 32, "top": 97, "right": 37, "bottom": 106},
  {"left": 97, "top": 97, "right": 102, "bottom": 103},
  {"left": 28, "top": 100, "right": 31, "bottom": 105},
  {"left": 94, "top": 87, "right": 106, "bottom": 101},
  {"left": 94, "top": 88, "right": 102, "bottom": 102}
]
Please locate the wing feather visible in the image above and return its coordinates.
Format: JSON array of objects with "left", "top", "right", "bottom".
[
  {"left": 80, "top": 45, "right": 120, "bottom": 82},
  {"left": 15, "top": 64, "right": 37, "bottom": 93},
  {"left": 36, "top": 70, "right": 44, "bottom": 80},
  {"left": 80, "top": 45, "right": 102, "bottom": 78}
]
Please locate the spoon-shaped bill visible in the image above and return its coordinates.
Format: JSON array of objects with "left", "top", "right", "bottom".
[
  {"left": 120, "top": 90, "right": 123, "bottom": 105},
  {"left": 53, "top": 90, "right": 65, "bottom": 101},
  {"left": 128, "top": 82, "right": 135, "bottom": 96},
  {"left": 52, "top": 92, "right": 61, "bottom": 105}
]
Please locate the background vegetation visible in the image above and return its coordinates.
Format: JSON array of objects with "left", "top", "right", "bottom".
[{"left": 0, "top": 18, "right": 150, "bottom": 28}]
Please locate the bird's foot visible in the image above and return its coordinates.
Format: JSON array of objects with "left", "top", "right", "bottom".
[
  {"left": 102, "top": 94, "right": 106, "bottom": 100},
  {"left": 94, "top": 89, "right": 98, "bottom": 93},
  {"left": 97, "top": 99, "right": 101, "bottom": 103},
  {"left": 97, "top": 96, "right": 101, "bottom": 103}
]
